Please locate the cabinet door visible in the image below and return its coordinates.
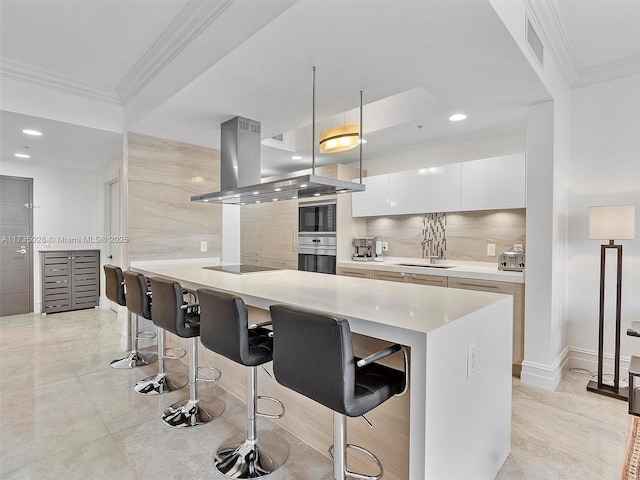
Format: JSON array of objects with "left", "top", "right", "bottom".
[
  {"left": 240, "top": 204, "right": 263, "bottom": 258},
  {"left": 71, "top": 250, "right": 99, "bottom": 309},
  {"left": 447, "top": 277, "right": 513, "bottom": 294},
  {"left": 261, "top": 199, "right": 298, "bottom": 263},
  {"left": 41, "top": 251, "right": 71, "bottom": 313},
  {"left": 337, "top": 267, "right": 374, "bottom": 279},
  {"left": 351, "top": 174, "right": 390, "bottom": 217},
  {"left": 389, "top": 164, "right": 461, "bottom": 214},
  {"left": 374, "top": 271, "right": 407, "bottom": 283},
  {"left": 460, "top": 153, "right": 526, "bottom": 211},
  {"left": 409, "top": 273, "right": 448, "bottom": 287}
]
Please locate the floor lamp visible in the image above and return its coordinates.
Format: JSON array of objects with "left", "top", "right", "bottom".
[{"left": 587, "top": 204, "right": 636, "bottom": 401}]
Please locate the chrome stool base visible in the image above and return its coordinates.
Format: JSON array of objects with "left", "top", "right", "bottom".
[
  {"left": 214, "top": 432, "right": 289, "bottom": 478},
  {"left": 134, "top": 373, "right": 188, "bottom": 395},
  {"left": 110, "top": 351, "right": 157, "bottom": 370},
  {"left": 162, "top": 397, "right": 224, "bottom": 428}
]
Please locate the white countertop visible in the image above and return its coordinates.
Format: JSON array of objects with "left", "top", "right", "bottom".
[
  {"left": 338, "top": 256, "right": 525, "bottom": 283},
  {"left": 133, "top": 261, "right": 511, "bottom": 336}
]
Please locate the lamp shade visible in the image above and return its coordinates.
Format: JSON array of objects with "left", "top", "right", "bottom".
[
  {"left": 318, "top": 124, "right": 359, "bottom": 154},
  {"left": 589, "top": 205, "right": 635, "bottom": 240}
]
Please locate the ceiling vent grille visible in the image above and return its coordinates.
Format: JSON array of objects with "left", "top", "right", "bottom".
[{"left": 526, "top": 16, "right": 544, "bottom": 67}]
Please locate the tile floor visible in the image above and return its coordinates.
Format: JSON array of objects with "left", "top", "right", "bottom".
[{"left": 0, "top": 308, "right": 633, "bottom": 479}]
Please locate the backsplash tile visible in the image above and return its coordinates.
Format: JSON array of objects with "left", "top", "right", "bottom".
[{"left": 365, "top": 208, "right": 525, "bottom": 261}]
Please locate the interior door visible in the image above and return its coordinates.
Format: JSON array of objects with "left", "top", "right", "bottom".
[
  {"left": 106, "top": 179, "right": 120, "bottom": 312},
  {"left": 0, "top": 175, "right": 34, "bottom": 316}
]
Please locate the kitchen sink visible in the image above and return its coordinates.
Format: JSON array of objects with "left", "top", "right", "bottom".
[{"left": 395, "top": 263, "right": 456, "bottom": 269}]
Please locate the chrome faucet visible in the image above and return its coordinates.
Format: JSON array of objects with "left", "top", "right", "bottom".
[{"left": 421, "top": 216, "right": 432, "bottom": 262}]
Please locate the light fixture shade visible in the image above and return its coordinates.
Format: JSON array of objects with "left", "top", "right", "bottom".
[
  {"left": 318, "top": 124, "right": 359, "bottom": 154},
  {"left": 589, "top": 205, "right": 636, "bottom": 240}
]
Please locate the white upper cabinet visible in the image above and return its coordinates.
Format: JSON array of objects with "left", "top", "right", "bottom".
[
  {"left": 460, "top": 153, "right": 526, "bottom": 211},
  {"left": 389, "top": 164, "right": 461, "bottom": 214},
  {"left": 351, "top": 174, "right": 390, "bottom": 217},
  {"left": 351, "top": 153, "right": 526, "bottom": 217}
]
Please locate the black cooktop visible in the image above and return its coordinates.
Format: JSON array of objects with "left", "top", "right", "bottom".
[{"left": 203, "top": 264, "right": 281, "bottom": 275}]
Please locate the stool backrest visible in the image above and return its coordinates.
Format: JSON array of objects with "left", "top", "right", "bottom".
[
  {"left": 270, "top": 304, "right": 355, "bottom": 415},
  {"left": 149, "top": 277, "right": 199, "bottom": 338},
  {"left": 123, "top": 271, "right": 151, "bottom": 319},
  {"left": 103, "top": 264, "right": 126, "bottom": 306},
  {"left": 198, "top": 288, "right": 272, "bottom": 367}
]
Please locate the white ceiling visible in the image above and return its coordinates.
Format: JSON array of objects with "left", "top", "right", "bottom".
[{"left": 1, "top": 0, "right": 639, "bottom": 174}]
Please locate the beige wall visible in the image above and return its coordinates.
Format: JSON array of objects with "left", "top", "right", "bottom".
[
  {"left": 127, "top": 133, "right": 222, "bottom": 261},
  {"left": 365, "top": 208, "right": 526, "bottom": 261}
]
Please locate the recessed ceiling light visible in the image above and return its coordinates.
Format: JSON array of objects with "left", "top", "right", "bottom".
[
  {"left": 14, "top": 153, "right": 30, "bottom": 158},
  {"left": 256, "top": 200, "right": 261, "bottom": 204},
  {"left": 253, "top": 191, "right": 259, "bottom": 195},
  {"left": 22, "top": 129, "right": 42, "bottom": 136},
  {"left": 300, "top": 184, "right": 307, "bottom": 188},
  {"left": 272, "top": 198, "right": 278, "bottom": 202},
  {"left": 275, "top": 188, "right": 282, "bottom": 192},
  {"left": 292, "top": 155, "right": 302, "bottom": 160},
  {"left": 313, "top": 193, "right": 321, "bottom": 197},
  {"left": 449, "top": 113, "right": 467, "bottom": 122}
]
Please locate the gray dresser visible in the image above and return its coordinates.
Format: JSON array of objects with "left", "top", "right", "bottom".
[{"left": 40, "top": 250, "right": 100, "bottom": 314}]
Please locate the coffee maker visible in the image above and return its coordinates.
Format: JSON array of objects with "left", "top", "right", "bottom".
[{"left": 352, "top": 237, "right": 378, "bottom": 261}]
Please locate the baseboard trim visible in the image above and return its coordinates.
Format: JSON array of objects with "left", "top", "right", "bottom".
[
  {"left": 567, "top": 346, "right": 631, "bottom": 381},
  {"left": 520, "top": 346, "right": 570, "bottom": 390}
]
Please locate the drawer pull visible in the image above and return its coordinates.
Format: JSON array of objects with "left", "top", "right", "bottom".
[{"left": 458, "top": 282, "right": 498, "bottom": 289}]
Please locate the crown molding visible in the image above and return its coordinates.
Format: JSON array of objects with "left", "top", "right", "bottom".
[
  {"left": 0, "top": 58, "right": 121, "bottom": 105},
  {"left": 115, "top": 0, "right": 235, "bottom": 104},
  {"left": 524, "top": 0, "right": 640, "bottom": 89}
]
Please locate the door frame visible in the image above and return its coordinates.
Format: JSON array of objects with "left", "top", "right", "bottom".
[{"left": 104, "top": 177, "right": 120, "bottom": 312}]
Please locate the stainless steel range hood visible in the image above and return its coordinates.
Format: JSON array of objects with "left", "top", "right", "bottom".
[{"left": 191, "top": 68, "right": 366, "bottom": 205}]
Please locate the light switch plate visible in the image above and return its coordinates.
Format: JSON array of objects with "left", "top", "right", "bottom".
[
  {"left": 487, "top": 244, "right": 496, "bottom": 256},
  {"left": 467, "top": 344, "right": 477, "bottom": 378},
  {"left": 200, "top": 241, "right": 207, "bottom": 252}
]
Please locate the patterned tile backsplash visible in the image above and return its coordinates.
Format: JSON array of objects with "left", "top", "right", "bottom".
[{"left": 365, "top": 209, "right": 526, "bottom": 261}]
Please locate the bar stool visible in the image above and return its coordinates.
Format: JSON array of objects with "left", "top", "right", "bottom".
[
  {"left": 269, "top": 304, "right": 408, "bottom": 480},
  {"left": 122, "top": 271, "right": 188, "bottom": 396},
  {"left": 149, "top": 277, "right": 224, "bottom": 428},
  {"left": 198, "top": 288, "right": 288, "bottom": 478},
  {"left": 104, "top": 264, "right": 157, "bottom": 369}
]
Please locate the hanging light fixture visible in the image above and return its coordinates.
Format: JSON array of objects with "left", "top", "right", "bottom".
[{"left": 318, "top": 124, "right": 360, "bottom": 154}]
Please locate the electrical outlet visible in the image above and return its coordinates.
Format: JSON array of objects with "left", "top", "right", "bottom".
[
  {"left": 487, "top": 243, "right": 496, "bottom": 256},
  {"left": 382, "top": 241, "right": 388, "bottom": 252},
  {"left": 200, "top": 240, "right": 207, "bottom": 252},
  {"left": 467, "top": 344, "right": 477, "bottom": 378}
]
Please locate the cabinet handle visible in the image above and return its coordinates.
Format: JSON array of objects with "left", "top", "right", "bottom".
[
  {"left": 400, "top": 272, "right": 405, "bottom": 278},
  {"left": 411, "top": 273, "right": 416, "bottom": 278},
  {"left": 458, "top": 282, "right": 498, "bottom": 289}
]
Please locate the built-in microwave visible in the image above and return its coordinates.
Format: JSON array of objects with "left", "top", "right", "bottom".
[{"left": 298, "top": 200, "right": 336, "bottom": 233}]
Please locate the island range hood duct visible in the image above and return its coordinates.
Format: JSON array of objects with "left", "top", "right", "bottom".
[{"left": 191, "top": 68, "right": 365, "bottom": 205}]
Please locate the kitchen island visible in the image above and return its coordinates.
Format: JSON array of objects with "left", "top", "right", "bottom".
[{"left": 132, "top": 261, "right": 513, "bottom": 480}]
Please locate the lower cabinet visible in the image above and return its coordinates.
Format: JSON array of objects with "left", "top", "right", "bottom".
[
  {"left": 338, "top": 265, "right": 524, "bottom": 376},
  {"left": 40, "top": 250, "right": 100, "bottom": 314},
  {"left": 374, "top": 270, "right": 448, "bottom": 287},
  {"left": 336, "top": 267, "right": 375, "bottom": 279}
]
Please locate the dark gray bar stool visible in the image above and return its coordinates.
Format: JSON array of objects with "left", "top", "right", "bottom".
[
  {"left": 122, "top": 271, "right": 188, "bottom": 396},
  {"left": 269, "top": 304, "right": 408, "bottom": 480},
  {"left": 198, "top": 288, "right": 288, "bottom": 478},
  {"left": 104, "top": 264, "right": 157, "bottom": 369},
  {"left": 149, "top": 277, "right": 224, "bottom": 428}
]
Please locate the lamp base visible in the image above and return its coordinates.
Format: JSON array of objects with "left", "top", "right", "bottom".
[{"left": 586, "top": 380, "right": 628, "bottom": 401}]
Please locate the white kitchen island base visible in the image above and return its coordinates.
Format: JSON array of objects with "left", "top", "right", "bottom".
[{"left": 133, "top": 262, "right": 512, "bottom": 479}]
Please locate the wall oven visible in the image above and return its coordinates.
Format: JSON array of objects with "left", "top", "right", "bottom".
[
  {"left": 298, "top": 235, "right": 336, "bottom": 275},
  {"left": 299, "top": 200, "right": 336, "bottom": 233}
]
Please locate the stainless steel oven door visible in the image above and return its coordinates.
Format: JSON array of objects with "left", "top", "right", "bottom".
[
  {"left": 298, "top": 235, "right": 337, "bottom": 274},
  {"left": 298, "top": 251, "right": 336, "bottom": 275}
]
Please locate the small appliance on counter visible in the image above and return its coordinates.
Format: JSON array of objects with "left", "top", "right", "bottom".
[
  {"left": 374, "top": 240, "right": 384, "bottom": 262},
  {"left": 352, "top": 237, "right": 379, "bottom": 261},
  {"left": 498, "top": 245, "right": 525, "bottom": 271}
]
